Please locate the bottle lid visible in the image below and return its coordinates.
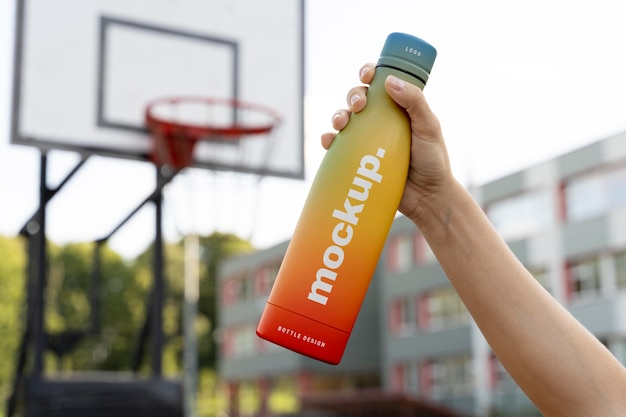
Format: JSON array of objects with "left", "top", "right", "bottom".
[{"left": 377, "top": 32, "right": 437, "bottom": 84}]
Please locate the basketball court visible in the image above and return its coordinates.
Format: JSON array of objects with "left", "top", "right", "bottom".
[{"left": 8, "top": 1, "right": 304, "bottom": 416}]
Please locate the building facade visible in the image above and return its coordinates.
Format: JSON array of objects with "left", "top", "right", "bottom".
[{"left": 218, "top": 131, "right": 626, "bottom": 416}]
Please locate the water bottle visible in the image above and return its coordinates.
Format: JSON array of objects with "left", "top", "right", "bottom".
[{"left": 257, "top": 33, "right": 437, "bottom": 364}]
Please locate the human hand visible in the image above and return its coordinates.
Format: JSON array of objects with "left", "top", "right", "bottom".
[{"left": 321, "top": 63, "right": 453, "bottom": 226}]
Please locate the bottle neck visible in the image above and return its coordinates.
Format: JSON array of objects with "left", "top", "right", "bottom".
[{"left": 376, "top": 64, "right": 428, "bottom": 86}]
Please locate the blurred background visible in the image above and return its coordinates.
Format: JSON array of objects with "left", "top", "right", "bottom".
[{"left": 1, "top": 1, "right": 626, "bottom": 416}]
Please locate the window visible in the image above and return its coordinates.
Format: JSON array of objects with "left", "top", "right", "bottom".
[
  {"left": 566, "top": 173, "right": 606, "bottom": 221},
  {"left": 221, "top": 277, "right": 237, "bottom": 307},
  {"left": 387, "top": 230, "right": 437, "bottom": 273},
  {"left": 567, "top": 258, "right": 601, "bottom": 300},
  {"left": 416, "top": 293, "right": 430, "bottom": 329},
  {"left": 565, "top": 165, "right": 626, "bottom": 221},
  {"left": 391, "top": 362, "right": 412, "bottom": 392},
  {"left": 614, "top": 252, "right": 626, "bottom": 290},
  {"left": 236, "top": 273, "right": 253, "bottom": 302},
  {"left": 387, "top": 233, "right": 413, "bottom": 273},
  {"left": 421, "top": 355, "right": 473, "bottom": 398},
  {"left": 389, "top": 298, "right": 413, "bottom": 336},
  {"left": 414, "top": 233, "right": 437, "bottom": 265},
  {"left": 221, "top": 328, "right": 235, "bottom": 359},
  {"left": 255, "top": 262, "right": 279, "bottom": 298},
  {"left": 608, "top": 167, "right": 626, "bottom": 208},
  {"left": 419, "top": 286, "right": 469, "bottom": 330},
  {"left": 222, "top": 270, "right": 257, "bottom": 307},
  {"left": 418, "top": 360, "right": 433, "bottom": 396},
  {"left": 231, "top": 324, "right": 256, "bottom": 358},
  {"left": 487, "top": 189, "right": 552, "bottom": 240}
]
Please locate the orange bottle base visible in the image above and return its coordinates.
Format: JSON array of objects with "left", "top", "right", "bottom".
[{"left": 256, "top": 302, "right": 350, "bottom": 365}]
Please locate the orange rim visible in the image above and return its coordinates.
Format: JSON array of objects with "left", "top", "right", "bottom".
[{"left": 145, "top": 96, "right": 282, "bottom": 142}]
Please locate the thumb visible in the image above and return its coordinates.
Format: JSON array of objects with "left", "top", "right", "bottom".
[{"left": 384, "top": 75, "right": 440, "bottom": 138}]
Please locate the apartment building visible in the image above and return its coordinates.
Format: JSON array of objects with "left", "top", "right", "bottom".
[{"left": 218, "top": 131, "right": 626, "bottom": 416}]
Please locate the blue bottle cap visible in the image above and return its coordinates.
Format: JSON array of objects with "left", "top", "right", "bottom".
[{"left": 377, "top": 32, "right": 437, "bottom": 84}]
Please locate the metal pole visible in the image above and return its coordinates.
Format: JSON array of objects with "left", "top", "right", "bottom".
[
  {"left": 90, "top": 241, "right": 103, "bottom": 335},
  {"left": 183, "top": 233, "right": 199, "bottom": 417},
  {"left": 33, "top": 152, "right": 48, "bottom": 375},
  {"left": 151, "top": 167, "right": 165, "bottom": 377}
]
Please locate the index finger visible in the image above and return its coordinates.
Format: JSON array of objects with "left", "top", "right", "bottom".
[{"left": 359, "top": 63, "right": 376, "bottom": 84}]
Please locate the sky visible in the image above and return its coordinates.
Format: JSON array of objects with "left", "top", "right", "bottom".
[{"left": 1, "top": 0, "right": 626, "bottom": 259}]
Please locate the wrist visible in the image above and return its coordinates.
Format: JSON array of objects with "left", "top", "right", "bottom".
[{"left": 408, "top": 177, "right": 466, "bottom": 233}]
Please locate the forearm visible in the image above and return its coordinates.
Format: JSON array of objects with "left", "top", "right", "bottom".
[{"left": 415, "top": 178, "right": 626, "bottom": 417}]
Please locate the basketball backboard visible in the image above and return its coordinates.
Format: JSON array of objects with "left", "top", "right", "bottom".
[{"left": 11, "top": 0, "right": 305, "bottom": 179}]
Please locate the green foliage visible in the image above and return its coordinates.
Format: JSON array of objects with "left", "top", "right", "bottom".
[
  {"left": 0, "top": 236, "right": 26, "bottom": 417},
  {"left": 132, "top": 232, "right": 253, "bottom": 372},
  {"left": 42, "top": 241, "right": 147, "bottom": 371},
  {"left": 46, "top": 242, "right": 93, "bottom": 332},
  {"left": 0, "top": 230, "right": 252, "bottom": 416},
  {"left": 197, "top": 233, "right": 253, "bottom": 368},
  {"left": 197, "top": 369, "right": 228, "bottom": 416}
]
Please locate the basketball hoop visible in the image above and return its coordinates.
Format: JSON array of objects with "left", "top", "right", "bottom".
[{"left": 145, "top": 97, "right": 281, "bottom": 171}]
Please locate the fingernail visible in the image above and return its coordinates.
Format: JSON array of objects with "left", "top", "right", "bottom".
[
  {"left": 332, "top": 112, "right": 341, "bottom": 123},
  {"left": 387, "top": 75, "right": 406, "bottom": 91},
  {"left": 350, "top": 94, "right": 360, "bottom": 106},
  {"left": 360, "top": 66, "right": 370, "bottom": 79}
]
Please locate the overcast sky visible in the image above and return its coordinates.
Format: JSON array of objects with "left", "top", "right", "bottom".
[{"left": 2, "top": 0, "right": 626, "bottom": 258}]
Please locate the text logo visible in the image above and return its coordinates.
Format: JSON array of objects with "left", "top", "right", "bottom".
[{"left": 405, "top": 46, "right": 422, "bottom": 56}]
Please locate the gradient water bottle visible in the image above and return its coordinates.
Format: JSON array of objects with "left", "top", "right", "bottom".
[{"left": 257, "top": 33, "right": 437, "bottom": 365}]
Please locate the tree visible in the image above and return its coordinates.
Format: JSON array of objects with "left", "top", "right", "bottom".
[
  {"left": 45, "top": 241, "right": 145, "bottom": 371},
  {"left": 132, "top": 232, "right": 253, "bottom": 372},
  {"left": 0, "top": 236, "right": 26, "bottom": 417},
  {"left": 1, "top": 229, "right": 252, "bottom": 393},
  {"left": 197, "top": 233, "right": 253, "bottom": 369}
]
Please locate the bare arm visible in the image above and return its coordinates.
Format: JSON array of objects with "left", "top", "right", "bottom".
[
  {"left": 324, "top": 64, "right": 626, "bottom": 416},
  {"left": 418, "top": 177, "right": 626, "bottom": 417}
]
